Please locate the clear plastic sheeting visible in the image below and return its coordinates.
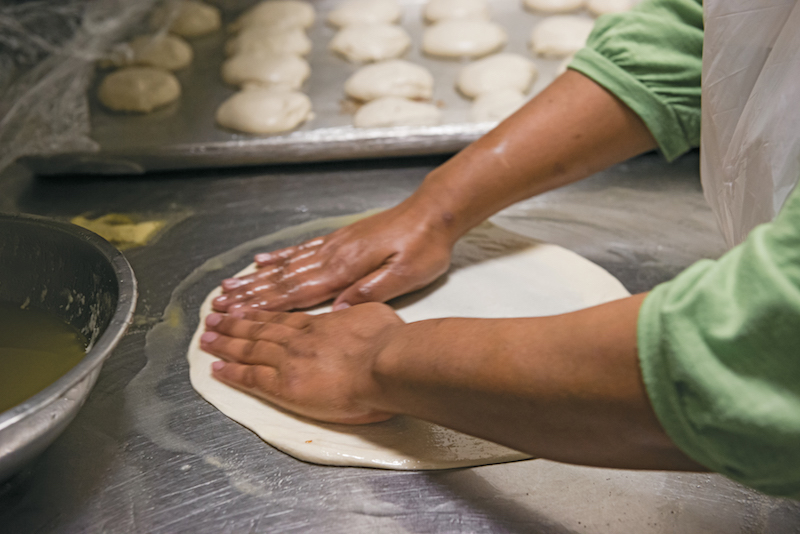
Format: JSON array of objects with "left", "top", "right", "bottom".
[
  {"left": 0, "top": 0, "right": 158, "bottom": 174},
  {"left": 701, "top": 0, "right": 800, "bottom": 247}
]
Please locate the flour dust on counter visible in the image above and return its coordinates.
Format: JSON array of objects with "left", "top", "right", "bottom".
[{"left": 187, "top": 218, "right": 630, "bottom": 470}]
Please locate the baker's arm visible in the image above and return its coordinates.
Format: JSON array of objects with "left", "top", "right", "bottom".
[
  {"left": 201, "top": 293, "right": 703, "bottom": 471},
  {"left": 213, "top": 0, "right": 704, "bottom": 313},
  {"left": 213, "top": 70, "right": 657, "bottom": 312}
]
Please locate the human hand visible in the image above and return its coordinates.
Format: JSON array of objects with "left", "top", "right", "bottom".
[
  {"left": 201, "top": 303, "right": 404, "bottom": 425},
  {"left": 212, "top": 202, "right": 454, "bottom": 313}
]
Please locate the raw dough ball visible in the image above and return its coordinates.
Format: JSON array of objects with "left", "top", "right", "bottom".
[
  {"left": 345, "top": 60, "right": 433, "bottom": 101},
  {"left": 222, "top": 53, "right": 310, "bottom": 89},
  {"left": 129, "top": 34, "right": 193, "bottom": 70},
  {"left": 523, "top": 0, "right": 584, "bottom": 14},
  {"left": 423, "top": 0, "right": 490, "bottom": 23},
  {"left": 98, "top": 67, "right": 181, "bottom": 113},
  {"left": 150, "top": 0, "right": 221, "bottom": 38},
  {"left": 587, "top": 0, "right": 635, "bottom": 15},
  {"left": 216, "top": 87, "right": 312, "bottom": 134},
  {"left": 354, "top": 96, "right": 441, "bottom": 127},
  {"left": 422, "top": 19, "right": 507, "bottom": 59},
  {"left": 230, "top": 0, "right": 315, "bottom": 32},
  {"left": 327, "top": 0, "right": 402, "bottom": 28},
  {"left": 329, "top": 24, "right": 411, "bottom": 63},
  {"left": 457, "top": 53, "right": 537, "bottom": 98},
  {"left": 470, "top": 89, "right": 526, "bottom": 122},
  {"left": 225, "top": 27, "right": 312, "bottom": 57},
  {"left": 530, "top": 16, "right": 594, "bottom": 58}
]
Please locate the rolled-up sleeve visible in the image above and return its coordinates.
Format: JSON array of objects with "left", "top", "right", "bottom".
[
  {"left": 638, "top": 181, "right": 800, "bottom": 499},
  {"left": 569, "top": 0, "right": 704, "bottom": 161}
]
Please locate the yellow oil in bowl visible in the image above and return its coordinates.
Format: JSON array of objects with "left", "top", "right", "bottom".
[{"left": 0, "top": 303, "right": 88, "bottom": 414}]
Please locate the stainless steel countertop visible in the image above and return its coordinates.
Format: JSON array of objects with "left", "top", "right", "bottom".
[{"left": 0, "top": 152, "right": 798, "bottom": 533}]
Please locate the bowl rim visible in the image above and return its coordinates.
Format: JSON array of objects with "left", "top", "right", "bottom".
[{"left": 0, "top": 213, "right": 138, "bottom": 432}]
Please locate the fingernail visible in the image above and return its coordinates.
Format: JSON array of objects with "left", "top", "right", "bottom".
[
  {"left": 333, "top": 302, "right": 351, "bottom": 311},
  {"left": 230, "top": 310, "right": 246, "bottom": 319},
  {"left": 205, "top": 313, "right": 223, "bottom": 327},
  {"left": 211, "top": 361, "right": 226, "bottom": 372},
  {"left": 201, "top": 331, "right": 219, "bottom": 344},
  {"left": 214, "top": 295, "right": 228, "bottom": 303},
  {"left": 222, "top": 278, "right": 242, "bottom": 290},
  {"left": 254, "top": 253, "right": 271, "bottom": 263}
]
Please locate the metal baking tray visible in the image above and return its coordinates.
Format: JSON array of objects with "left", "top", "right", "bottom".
[{"left": 26, "top": 0, "right": 594, "bottom": 175}]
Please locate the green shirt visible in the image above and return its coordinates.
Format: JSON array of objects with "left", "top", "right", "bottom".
[{"left": 571, "top": 0, "right": 800, "bottom": 498}]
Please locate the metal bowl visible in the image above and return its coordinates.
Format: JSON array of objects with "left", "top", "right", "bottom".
[{"left": 0, "top": 213, "right": 137, "bottom": 482}]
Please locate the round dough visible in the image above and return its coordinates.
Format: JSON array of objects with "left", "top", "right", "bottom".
[
  {"left": 523, "top": 0, "right": 585, "bottom": 13},
  {"left": 222, "top": 53, "right": 310, "bottom": 89},
  {"left": 470, "top": 89, "right": 527, "bottom": 122},
  {"left": 587, "top": 0, "right": 635, "bottom": 15},
  {"left": 329, "top": 24, "right": 411, "bottom": 63},
  {"left": 422, "top": 19, "right": 507, "bottom": 59},
  {"left": 188, "top": 220, "right": 631, "bottom": 469},
  {"left": 216, "top": 87, "right": 312, "bottom": 134},
  {"left": 327, "top": 0, "right": 402, "bottom": 28},
  {"left": 127, "top": 34, "right": 193, "bottom": 71},
  {"left": 345, "top": 60, "right": 434, "bottom": 101},
  {"left": 150, "top": 0, "right": 221, "bottom": 38},
  {"left": 225, "top": 27, "right": 312, "bottom": 57},
  {"left": 457, "top": 53, "right": 537, "bottom": 98},
  {"left": 423, "top": 0, "right": 490, "bottom": 23},
  {"left": 98, "top": 67, "right": 181, "bottom": 113},
  {"left": 354, "top": 97, "right": 441, "bottom": 128},
  {"left": 230, "top": 0, "right": 315, "bottom": 32},
  {"left": 530, "top": 16, "right": 594, "bottom": 58}
]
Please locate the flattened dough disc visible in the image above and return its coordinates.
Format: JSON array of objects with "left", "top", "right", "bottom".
[{"left": 188, "top": 221, "right": 630, "bottom": 470}]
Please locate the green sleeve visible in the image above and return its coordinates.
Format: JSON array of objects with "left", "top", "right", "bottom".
[
  {"left": 638, "top": 181, "right": 800, "bottom": 499},
  {"left": 568, "top": 0, "right": 704, "bottom": 161}
]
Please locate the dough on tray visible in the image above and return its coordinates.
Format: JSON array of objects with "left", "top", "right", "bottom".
[
  {"left": 345, "top": 60, "right": 434, "bottom": 101},
  {"left": 104, "top": 34, "right": 193, "bottom": 71},
  {"left": 457, "top": 53, "right": 537, "bottom": 98},
  {"left": 150, "top": 0, "right": 221, "bottom": 38},
  {"left": 470, "top": 88, "right": 527, "bottom": 122},
  {"left": 327, "top": 0, "right": 402, "bottom": 28},
  {"left": 354, "top": 96, "right": 441, "bottom": 127},
  {"left": 523, "top": 0, "right": 585, "bottom": 14},
  {"left": 216, "top": 87, "right": 312, "bottom": 134},
  {"left": 423, "top": 0, "right": 490, "bottom": 23},
  {"left": 329, "top": 23, "right": 411, "bottom": 63},
  {"left": 225, "top": 26, "right": 312, "bottom": 57},
  {"left": 422, "top": 19, "right": 507, "bottom": 59},
  {"left": 98, "top": 67, "right": 181, "bottom": 113},
  {"left": 230, "top": 0, "right": 315, "bottom": 32},
  {"left": 530, "top": 16, "right": 594, "bottom": 58},
  {"left": 587, "top": 0, "right": 635, "bottom": 15},
  {"left": 188, "top": 221, "right": 631, "bottom": 469},
  {"left": 221, "top": 53, "right": 310, "bottom": 89}
]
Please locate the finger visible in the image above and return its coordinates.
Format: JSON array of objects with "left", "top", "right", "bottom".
[
  {"left": 230, "top": 309, "right": 313, "bottom": 329},
  {"left": 212, "top": 361, "right": 280, "bottom": 400},
  {"left": 221, "top": 264, "right": 284, "bottom": 291},
  {"left": 205, "top": 311, "right": 311, "bottom": 338},
  {"left": 254, "top": 236, "right": 325, "bottom": 267},
  {"left": 200, "top": 328, "right": 291, "bottom": 365},
  {"left": 333, "top": 264, "right": 434, "bottom": 310},
  {"left": 226, "top": 275, "right": 341, "bottom": 312}
]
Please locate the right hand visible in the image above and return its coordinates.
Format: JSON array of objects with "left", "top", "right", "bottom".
[{"left": 212, "top": 202, "right": 455, "bottom": 312}]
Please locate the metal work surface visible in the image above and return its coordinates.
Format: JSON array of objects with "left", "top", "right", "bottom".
[
  {"left": 0, "top": 152, "right": 799, "bottom": 533},
  {"left": 25, "top": 0, "right": 577, "bottom": 175}
]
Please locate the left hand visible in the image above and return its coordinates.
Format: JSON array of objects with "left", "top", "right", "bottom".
[{"left": 200, "top": 303, "right": 404, "bottom": 425}]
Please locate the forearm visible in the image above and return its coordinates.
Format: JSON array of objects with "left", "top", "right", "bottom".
[
  {"left": 372, "top": 293, "right": 703, "bottom": 471},
  {"left": 408, "top": 70, "right": 658, "bottom": 243}
]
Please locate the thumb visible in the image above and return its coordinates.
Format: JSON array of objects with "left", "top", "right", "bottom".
[{"left": 332, "top": 265, "right": 418, "bottom": 311}]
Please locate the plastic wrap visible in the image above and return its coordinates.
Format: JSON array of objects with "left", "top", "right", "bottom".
[
  {"left": 0, "top": 0, "right": 158, "bottom": 174},
  {"left": 701, "top": 1, "right": 800, "bottom": 247}
]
